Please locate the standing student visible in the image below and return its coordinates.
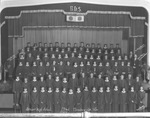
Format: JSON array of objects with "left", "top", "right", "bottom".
[
  {"left": 20, "top": 88, "right": 30, "bottom": 113},
  {"left": 112, "top": 86, "right": 119, "bottom": 112},
  {"left": 54, "top": 88, "right": 61, "bottom": 113},
  {"left": 119, "top": 88, "right": 127, "bottom": 112},
  {"left": 98, "top": 87, "right": 105, "bottom": 112},
  {"left": 67, "top": 89, "right": 75, "bottom": 112},
  {"left": 60, "top": 88, "right": 68, "bottom": 112},
  {"left": 75, "top": 87, "right": 83, "bottom": 112},
  {"left": 105, "top": 87, "right": 112, "bottom": 112},
  {"left": 90, "top": 87, "right": 98, "bottom": 112}
]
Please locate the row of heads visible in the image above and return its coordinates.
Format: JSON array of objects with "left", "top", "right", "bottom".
[
  {"left": 26, "top": 42, "right": 121, "bottom": 48},
  {"left": 23, "top": 85, "right": 144, "bottom": 93}
]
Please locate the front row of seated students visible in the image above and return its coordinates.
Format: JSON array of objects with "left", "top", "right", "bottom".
[{"left": 13, "top": 72, "right": 145, "bottom": 113}]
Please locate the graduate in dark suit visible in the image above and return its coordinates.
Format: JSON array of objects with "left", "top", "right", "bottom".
[
  {"left": 105, "top": 87, "right": 112, "bottom": 112},
  {"left": 92, "top": 61, "right": 97, "bottom": 75},
  {"left": 25, "top": 42, "right": 32, "bottom": 52},
  {"left": 46, "top": 87, "right": 54, "bottom": 113},
  {"left": 62, "top": 77, "right": 69, "bottom": 90},
  {"left": 13, "top": 76, "right": 22, "bottom": 106},
  {"left": 54, "top": 88, "right": 61, "bottom": 113},
  {"left": 43, "top": 43, "right": 48, "bottom": 54},
  {"left": 39, "top": 76, "right": 46, "bottom": 90},
  {"left": 45, "top": 62, "right": 50, "bottom": 76},
  {"left": 137, "top": 86, "right": 145, "bottom": 111},
  {"left": 111, "top": 75, "right": 118, "bottom": 89},
  {"left": 128, "top": 86, "right": 137, "bottom": 112},
  {"left": 24, "top": 62, "right": 31, "bottom": 78},
  {"left": 112, "top": 86, "right": 119, "bottom": 112},
  {"left": 115, "top": 44, "right": 122, "bottom": 56},
  {"left": 95, "top": 74, "right": 104, "bottom": 89},
  {"left": 35, "top": 55, "right": 41, "bottom": 66},
  {"left": 37, "top": 62, "right": 45, "bottom": 77},
  {"left": 126, "top": 74, "right": 135, "bottom": 91},
  {"left": 60, "top": 88, "right": 68, "bottom": 112},
  {"left": 87, "top": 73, "right": 96, "bottom": 90},
  {"left": 118, "top": 74, "right": 128, "bottom": 91},
  {"left": 39, "top": 87, "right": 47, "bottom": 112},
  {"left": 31, "top": 44, "right": 38, "bottom": 59},
  {"left": 22, "top": 77, "right": 31, "bottom": 92},
  {"left": 69, "top": 73, "right": 78, "bottom": 91},
  {"left": 42, "top": 53, "right": 49, "bottom": 65},
  {"left": 20, "top": 88, "right": 30, "bottom": 113},
  {"left": 17, "top": 54, "right": 26, "bottom": 66},
  {"left": 90, "top": 87, "right": 98, "bottom": 112},
  {"left": 54, "top": 76, "right": 61, "bottom": 89},
  {"left": 104, "top": 76, "right": 111, "bottom": 88},
  {"left": 31, "top": 76, "right": 40, "bottom": 91},
  {"left": 66, "top": 43, "right": 72, "bottom": 57},
  {"left": 119, "top": 88, "right": 127, "bottom": 112},
  {"left": 26, "top": 53, "right": 34, "bottom": 65},
  {"left": 83, "top": 86, "right": 91, "bottom": 111},
  {"left": 97, "top": 62, "right": 104, "bottom": 75},
  {"left": 31, "top": 87, "right": 39, "bottom": 113},
  {"left": 46, "top": 74, "right": 54, "bottom": 89},
  {"left": 98, "top": 87, "right": 105, "bottom": 112},
  {"left": 126, "top": 62, "right": 133, "bottom": 76},
  {"left": 79, "top": 61, "right": 86, "bottom": 74},
  {"left": 67, "top": 89, "right": 75, "bottom": 112},
  {"left": 16, "top": 62, "right": 24, "bottom": 78},
  {"left": 75, "top": 87, "right": 83, "bottom": 112},
  {"left": 134, "top": 76, "right": 142, "bottom": 92},
  {"left": 31, "top": 62, "right": 38, "bottom": 77},
  {"left": 133, "top": 54, "right": 140, "bottom": 78}
]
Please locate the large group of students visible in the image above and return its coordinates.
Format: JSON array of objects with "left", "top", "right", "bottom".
[{"left": 13, "top": 42, "right": 146, "bottom": 113}]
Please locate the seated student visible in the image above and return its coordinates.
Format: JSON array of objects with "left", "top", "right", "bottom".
[
  {"left": 43, "top": 43, "right": 48, "bottom": 53},
  {"left": 13, "top": 76, "right": 23, "bottom": 106},
  {"left": 46, "top": 74, "right": 54, "bottom": 89},
  {"left": 95, "top": 74, "right": 104, "bottom": 89},
  {"left": 91, "top": 87, "right": 98, "bottom": 112},
  {"left": 97, "top": 43, "right": 103, "bottom": 58},
  {"left": 110, "top": 55, "right": 116, "bottom": 67},
  {"left": 119, "top": 88, "right": 127, "bottom": 112},
  {"left": 126, "top": 62, "right": 133, "bottom": 76},
  {"left": 123, "top": 54, "right": 130, "bottom": 65},
  {"left": 79, "top": 61, "right": 86, "bottom": 74},
  {"left": 66, "top": 42, "right": 72, "bottom": 57},
  {"left": 134, "top": 76, "right": 142, "bottom": 92},
  {"left": 31, "top": 77, "right": 39, "bottom": 92},
  {"left": 91, "top": 43, "right": 97, "bottom": 58},
  {"left": 55, "top": 43, "right": 60, "bottom": 58},
  {"left": 60, "top": 43, "right": 65, "bottom": 53},
  {"left": 96, "top": 62, "right": 104, "bottom": 76},
  {"left": 104, "top": 76, "right": 111, "bottom": 88},
  {"left": 87, "top": 73, "right": 96, "bottom": 90},
  {"left": 74, "top": 87, "right": 83, "bottom": 112},
  {"left": 109, "top": 44, "right": 115, "bottom": 55},
  {"left": 39, "top": 76, "right": 46, "bottom": 89},
  {"left": 16, "top": 62, "right": 24, "bottom": 79},
  {"left": 48, "top": 43, "right": 54, "bottom": 56},
  {"left": 39, "top": 87, "right": 47, "bottom": 113},
  {"left": 128, "top": 86, "right": 137, "bottom": 112},
  {"left": 83, "top": 86, "right": 91, "bottom": 111},
  {"left": 118, "top": 74, "right": 128, "bottom": 91},
  {"left": 31, "top": 44, "right": 38, "bottom": 58},
  {"left": 85, "top": 44, "right": 91, "bottom": 57},
  {"left": 65, "top": 61, "right": 72, "bottom": 78},
  {"left": 25, "top": 42, "right": 32, "bottom": 52},
  {"left": 103, "top": 44, "right": 109, "bottom": 54},
  {"left": 54, "top": 88, "right": 61, "bottom": 113},
  {"left": 18, "top": 54, "right": 26, "bottom": 65},
  {"left": 20, "top": 88, "right": 30, "bottom": 113},
  {"left": 98, "top": 87, "right": 105, "bottom": 112},
  {"left": 60, "top": 88, "right": 68, "bottom": 112},
  {"left": 31, "top": 87, "right": 39, "bottom": 113},
  {"left": 22, "top": 77, "right": 31, "bottom": 92},
  {"left": 35, "top": 55, "right": 41, "bottom": 66},
  {"left": 62, "top": 77, "right": 69, "bottom": 90},
  {"left": 111, "top": 75, "right": 118, "bottom": 89},
  {"left": 67, "top": 89, "right": 75, "bottom": 112},
  {"left": 126, "top": 74, "right": 135, "bottom": 91},
  {"left": 26, "top": 53, "right": 34, "bottom": 65},
  {"left": 70, "top": 53, "right": 76, "bottom": 66},
  {"left": 79, "top": 42, "right": 85, "bottom": 55},
  {"left": 115, "top": 44, "right": 122, "bottom": 55},
  {"left": 37, "top": 61, "right": 45, "bottom": 77},
  {"left": 54, "top": 75, "right": 61, "bottom": 89},
  {"left": 112, "top": 85, "right": 119, "bottom": 112},
  {"left": 69, "top": 73, "right": 79, "bottom": 91},
  {"left": 72, "top": 43, "right": 79, "bottom": 57},
  {"left": 42, "top": 53, "right": 49, "bottom": 65},
  {"left": 63, "top": 53, "right": 70, "bottom": 64},
  {"left": 24, "top": 62, "right": 31, "bottom": 78},
  {"left": 37, "top": 42, "right": 43, "bottom": 57},
  {"left": 91, "top": 61, "right": 97, "bottom": 75},
  {"left": 46, "top": 87, "right": 54, "bottom": 113}
]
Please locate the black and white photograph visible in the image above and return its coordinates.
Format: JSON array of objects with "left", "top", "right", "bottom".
[{"left": 0, "top": 0, "right": 150, "bottom": 117}]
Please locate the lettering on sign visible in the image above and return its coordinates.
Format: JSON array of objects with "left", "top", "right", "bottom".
[{"left": 70, "top": 6, "right": 81, "bottom": 12}]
